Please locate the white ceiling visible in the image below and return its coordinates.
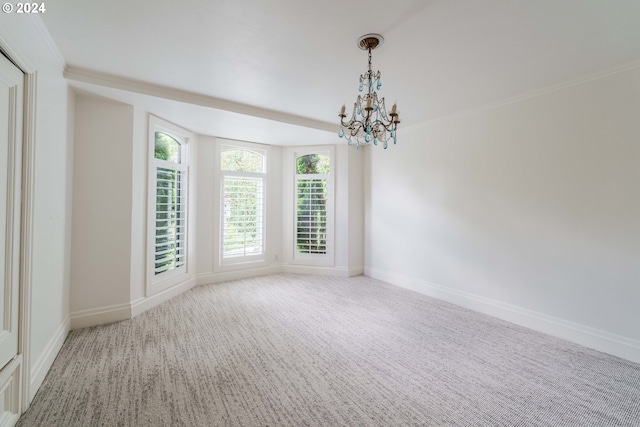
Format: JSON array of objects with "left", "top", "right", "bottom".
[{"left": 41, "top": 0, "right": 640, "bottom": 145}]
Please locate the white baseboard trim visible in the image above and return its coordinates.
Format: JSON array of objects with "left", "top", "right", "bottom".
[
  {"left": 347, "top": 266, "right": 365, "bottom": 277},
  {"left": 70, "top": 303, "right": 131, "bottom": 330},
  {"left": 196, "top": 265, "right": 365, "bottom": 286},
  {"left": 196, "top": 266, "right": 282, "bottom": 286},
  {"left": 282, "top": 265, "right": 359, "bottom": 277},
  {"left": 131, "top": 277, "right": 196, "bottom": 317},
  {"left": 70, "top": 277, "right": 197, "bottom": 331},
  {"left": 29, "top": 316, "right": 70, "bottom": 402},
  {"left": 365, "top": 267, "right": 640, "bottom": 364},
  {"left": 70, "top": 278, "right": 197, "bottom": 331}
]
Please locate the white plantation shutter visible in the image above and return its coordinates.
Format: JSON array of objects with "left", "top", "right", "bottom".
[
  {"left": 148, "top": 120, "right": 190, "bottom": 289},
  {"left": 293, "top": 150, "right": 333, "bottom": 263},
  {"left": 154, "top": 166, "right": 187, "bottom": 274},
  {"left": 222, "top": 174, "right": 264, "bottom": 258},
  {"left": 296, "top": 177, "right": 327, "bottom": 254}
]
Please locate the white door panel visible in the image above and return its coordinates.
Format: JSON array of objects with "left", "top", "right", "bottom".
[{"left": 0, "top": 53, "right": 23, "bottom": 370}]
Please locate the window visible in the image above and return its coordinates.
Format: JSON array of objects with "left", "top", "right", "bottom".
[
  {"left": 147, "top": 116, "right": 190, "bottom": 290},
  {"left": 220, "top": 145, "right": 266, "bottom": 262},
  {"left": 295, "top": 152, "right": 332, "bottom": 260},
  {"left": 154, "top": 133, "right": 186, "bottom": 275}
]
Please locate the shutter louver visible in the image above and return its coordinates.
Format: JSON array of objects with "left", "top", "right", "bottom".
[
  {"left": 296, "top": 177, "right": 327, "bottom": 254},
  {"left": 222, "top": 175, "right": 264, "bottom": 258},
  {"left": 154, "top": 167, "right": 186, "bottom": 275}
]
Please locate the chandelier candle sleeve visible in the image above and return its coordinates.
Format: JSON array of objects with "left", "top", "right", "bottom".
[{"left": 338, "top": 33, "right": 400, "bottom": 149}]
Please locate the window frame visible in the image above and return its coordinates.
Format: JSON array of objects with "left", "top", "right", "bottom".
[
  {"left": 291, "top": 147, "right": 335, "bottom": 265},
  {"left": 215, "top": 139, "right": 269, "bottom": 268},
  {"left": 146, "top": 116, "right": 192, "bottom": 294}
]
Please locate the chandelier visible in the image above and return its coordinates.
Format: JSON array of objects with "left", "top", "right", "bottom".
[{"left": 338, "top": 34, "right": 400, "bottom": 149}]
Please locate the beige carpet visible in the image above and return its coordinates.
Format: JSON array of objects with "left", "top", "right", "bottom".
[{"left": 17, "top": 274, "right": 640, "bottom": 426}]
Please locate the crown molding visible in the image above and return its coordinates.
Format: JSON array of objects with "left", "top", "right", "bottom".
[{"left": 64, "top": 66, "right": 336, "bottom": 133}]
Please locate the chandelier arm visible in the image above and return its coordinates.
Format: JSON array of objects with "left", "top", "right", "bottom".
[{"left": 349, "top": 122, "right": 365, "bottom": 137}]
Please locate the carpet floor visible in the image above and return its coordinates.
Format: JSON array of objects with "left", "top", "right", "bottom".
[{"left": 16, "top": 274, "right": 640, "bottom": 426}]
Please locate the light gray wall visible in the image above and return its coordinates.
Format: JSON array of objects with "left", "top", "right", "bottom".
[
  {"left": 195, "top": 135, "right": 216, "bottom": 276},
  {"left": 71, "top": 95, "right": 134, "bottom": 313},
  {"left": 129, "top": 107, "right": 148, "bottom": 303},
  {"left": 335, "top": 145, "right": 364, "bottom": 275},
  {"left": 365, "top": 66, "right": 640, "bottom": 362},
  {"left": 346, "top": 146, "right": 364, "bottom": 272}
]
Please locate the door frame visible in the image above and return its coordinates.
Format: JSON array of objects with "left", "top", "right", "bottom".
[{"left": 0, "top": 40, "right": 37, "bottom": 415}]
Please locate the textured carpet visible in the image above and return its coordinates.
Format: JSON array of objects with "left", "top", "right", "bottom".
[{"left": 17, "top": 274, "right": 640, "bottom": 426}]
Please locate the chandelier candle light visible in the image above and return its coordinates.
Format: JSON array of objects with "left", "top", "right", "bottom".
[{"left": 338, "top": 34, "right": 400, "bottom": 149}]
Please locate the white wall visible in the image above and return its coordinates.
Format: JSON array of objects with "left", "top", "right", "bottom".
[
  {"left": 71, "top": 95, "right": 134, "bottom": 318},
  {"left": 196, "top": 136, "right": 216, "bottom": 277},
  {"left": 0, "top": 16, "right": 73, "bottom": 401},
  {"left": 346, "top": 146, "right": 364, "bottom": 273},
  {"left": 334, "top": 145, "right": 364, "bottom": 275},
  {"left": 130, "top": 107, "right": 148, "bottom": 303},
  {"left": 365, "top": 65, "right": 640, "bottom": 362}
]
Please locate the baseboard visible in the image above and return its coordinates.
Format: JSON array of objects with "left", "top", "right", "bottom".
[
  {"left": 196, "top": 265, "right": 365, "bottom": 286},
  {"left": 347, "top": 266, "right": 365, "bottom": 277},
  {"left": 70, "top": 303, "right": 131, "bottom": 330},
  {"left": 131, "top": 276, "right": 196, "bottom": 317},
  {"left": 196, "top": 266, "right": 282, "bottom": 286},
  {"left": 29, "top": 316, "right": 70, "bottom": 402},
  {"left": 69, "top": 277, "right": 197, "bottom": 331},
  {"left": 282, "top": 265, "right": 359, "bottom": 277},
  {"left": 365, "top": 267, "right": 640, "bottom": 364}
]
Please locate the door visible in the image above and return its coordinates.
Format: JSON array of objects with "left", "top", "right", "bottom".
[{"left": 0, "top": 52, "right": 23, "bottom": 370}]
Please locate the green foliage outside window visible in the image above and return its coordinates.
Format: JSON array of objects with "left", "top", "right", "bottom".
[
  {"left": 296, "top": 154, "right": 329, "bottom": 174},
  {"left": 155, "top": 132, "right": 181, "bottom": 162},
  {"left": 222, "top": 149, "right": 263, "bottom": 172}
]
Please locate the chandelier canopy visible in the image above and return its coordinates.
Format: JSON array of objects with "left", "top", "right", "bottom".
[{"left": 338, "top": 34, "right": 400, "bottom": 149}]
